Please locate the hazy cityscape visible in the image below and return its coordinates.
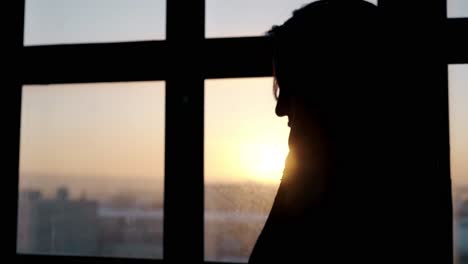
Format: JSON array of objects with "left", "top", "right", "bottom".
[
  {"left": 17, "top": 178, "right": 279, "bottom": 262},
  {"left": 17, "top": 184, "right": 164, "bottom": 259},
  {"left": 452, "top": 185, "right": 468, "bottom": 264},
  {"left": 17, "top": 176, "right": 468, "bottom": 263}
]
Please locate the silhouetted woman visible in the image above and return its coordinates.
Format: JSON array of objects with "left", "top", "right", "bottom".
[{"left": 248, "top": 1, "right": 398, "bottom": 263}]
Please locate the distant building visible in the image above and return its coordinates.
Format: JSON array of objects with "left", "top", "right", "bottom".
[
  {"left": 96, "top": 206, "right": 163, "bottom": 259},
  {"left": 17, "top": 187, "right": 164, "bottom": 259},
  {"left": 17, "top": 182, "right": 276, "bottom": 261},
  {"left": 455, "top": 198, "right": 468, "bottom": 264},
  {"left": 17, "top": 188, "right": 99, "bottom": 256},
  {"left": 17, "top": 190, "right": 42, "bottom": 252}
]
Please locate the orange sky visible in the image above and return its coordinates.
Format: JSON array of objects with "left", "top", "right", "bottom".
[
  {"left": 19, "top": 78, "right": 290, "bottom": 197},
  {"left": 22, "top": 0, "right": 468, "bottom": 194},
  {"left": 19, "top": 82, "right": 166, "bottom": 197},
  {"left": 19, "top": 68, "right": 468, "bottom": 195},
  {"left": 205, "top": 78, "right": 290, "bottom": 183},
  {"left": 449, "top": 65, "right": 468, "bottom": 188}
]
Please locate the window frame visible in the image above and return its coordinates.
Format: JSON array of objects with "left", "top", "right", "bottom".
[{"left": 7, "top": 0, "right": 460, "bottom": 263}]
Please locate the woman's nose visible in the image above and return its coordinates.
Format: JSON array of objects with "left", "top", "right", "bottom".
[{"left": 275, "top": 95, "right": 290, "bottom": 117}]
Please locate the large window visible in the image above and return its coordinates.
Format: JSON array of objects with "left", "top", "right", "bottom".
[{"left": 9, "top": 0, "right": 458, "bottom": 264}]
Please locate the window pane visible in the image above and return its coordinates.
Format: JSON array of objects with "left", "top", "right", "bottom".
[
  {"left": 24, "top": 0, "right": 165, "bottom": 46},
  {"left": 17, "top": 82, "right": 165, "bottom": 259},
  {"left": 450, "top": 65, "right": 468, "bottom": 264},
  {"left": 204, "top": 78, "right": 290, "bottom": 262},
  {"left": 448, "top": 0, "right": 468, "bottom": 18},
  {"left": 206, "top": 0, "right": 378, "bottom": 38}
]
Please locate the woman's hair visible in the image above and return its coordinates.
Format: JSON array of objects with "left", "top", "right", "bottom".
[{"left": 268, "top": 0, "right": 381, "bottom": 105}]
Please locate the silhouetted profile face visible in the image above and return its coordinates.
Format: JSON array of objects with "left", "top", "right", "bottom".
[
  {"left": 270, "top": 0, "right": 378, "bottom": 136},
  {"left": 270, "top": 0, "right": 381, "bottom": 155},
  {"left": 274, "top": 78, "right": 293, "bottom": 124}
]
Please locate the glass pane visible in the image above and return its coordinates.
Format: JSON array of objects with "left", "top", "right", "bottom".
[
  {"left": 17, "top": 82, "right": 165, "bottom": 259},
  {"left": 450, "top": 65, "right": 468, "bottom": 264},
  {"left": 448, "top": 0, "right": 468, "bottom": 18},
  {"left": 206, "top": 0, "right": 378, "bottom": 38},
  {"left": 205, "top": 78, "right": 290, "bottom": 262},
  {"left": 24, "top": 0, "right": 165, "bottom": 46}
]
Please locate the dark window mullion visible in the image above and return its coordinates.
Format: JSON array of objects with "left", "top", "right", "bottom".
[
  {"left": 165, "top": 0, "right": 205, "bottom": 262},
  {"left": 378, "top": 1, "right": 452, "bottom": 264},
  {"left": 447, "top": 19, "right": 468, "bottom": 64},
  {"left": 9, "top": 0, "right": 25, "bottom": 260},
  {"left": 23, "top": 41, "right": 169, "bottom": 84},
  {"left": 202, "top": 37, "right": 273, "bottom": 79}
]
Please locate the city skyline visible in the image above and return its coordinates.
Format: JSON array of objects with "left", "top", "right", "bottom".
[{"left": 18, "top": 179, "right": 468, "bottom": 262}]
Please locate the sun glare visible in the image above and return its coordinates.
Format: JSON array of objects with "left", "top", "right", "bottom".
[{"left": 241, "top": 141, "right": 289, "bottom": 183}]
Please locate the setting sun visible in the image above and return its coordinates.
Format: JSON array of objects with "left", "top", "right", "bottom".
[
  {"left": 241, "top": 142, "right": 289, "bottom": 182},
  {"left": 204, "top": 77, "right": 291, "bottom": 184}
]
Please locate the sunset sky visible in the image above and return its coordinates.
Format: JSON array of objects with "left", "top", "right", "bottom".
[
  {"left": 20, "top": 79, "right": 289, "bottom": 189},
  {"left": 20, "top": 82, "right": 166, "bottom": 198},
  {"left": 205, "top": 78, "right": 290, "bottom": 183},
  {"left": 449, "top": 65, "right": 468, "bottom": 187},
  {"left": 19, "top": 1, "right": 468, "bottom": 196}
]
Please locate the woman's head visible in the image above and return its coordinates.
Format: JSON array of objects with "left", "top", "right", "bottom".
[{"left": 269, "top": 0, "right": 381, "bottom": 130}]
